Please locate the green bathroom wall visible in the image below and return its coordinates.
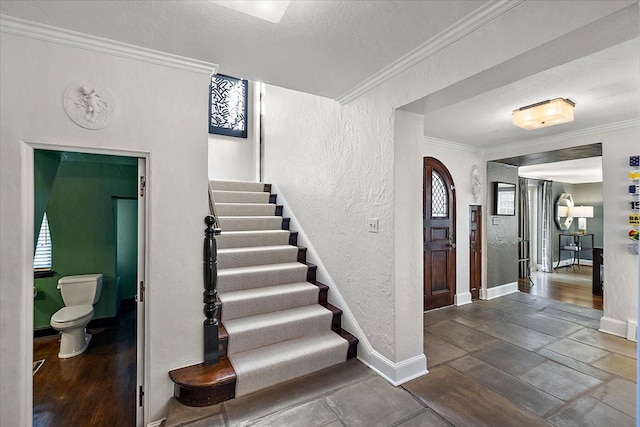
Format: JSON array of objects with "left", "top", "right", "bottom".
[
  {"left": 34, "top": 150, "right": 61, "bottom": 247},
  {"left": 33, "top": 153, "right": 137, "bottom": 330}
]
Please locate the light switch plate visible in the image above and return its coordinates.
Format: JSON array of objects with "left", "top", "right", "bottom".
[{"left": 368, "top": 218, "right": 378, "bottom": 233}]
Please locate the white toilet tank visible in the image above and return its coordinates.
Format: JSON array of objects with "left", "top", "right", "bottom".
[{"left": 57, "top": 274, "right": 103, "bottom": 306}]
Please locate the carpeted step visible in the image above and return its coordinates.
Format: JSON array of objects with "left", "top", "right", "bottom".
[
  {"left": 212, "top": 190, "right": 270, "bottom": 204},
  {"left": 219, "top": 282, "right": 320, "bottom": 321},
  {"left": 218, "top": 216, "right": 283, "bottom": 231},
  {"left": 224, "top": 305, "right": 333, "bottom": 355},
  {"left": 216, "top": 203, "right": 276, "bottom": 217},
  {"left": 209, "top": 180, "right": 267, "bottom": 193},
  {"left": 217, "top": 262, "right": 308, "bottom": 293},
  {"left": 216, "top": 230, "right": 291, "bottom": 249},
  {"left": 229, "top": 330, "right": 348, "bottom": 397},
  {"left": 218, "top": 245, "right": 299, "bottom": 269}
]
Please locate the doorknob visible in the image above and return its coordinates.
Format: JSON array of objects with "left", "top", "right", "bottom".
[{"left": 447, "top": 240, "right": 456, "bottom": 250}]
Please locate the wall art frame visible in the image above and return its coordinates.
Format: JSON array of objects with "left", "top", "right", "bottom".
[{"left": 209, "top": 74, "right": 248, "bottom": 138}]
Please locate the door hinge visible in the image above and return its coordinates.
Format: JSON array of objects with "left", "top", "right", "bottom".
[
  {"left": 139, "top": 385, "right": 144, "bottom": 407},
  {"left": 139, "top": 280, "right": 145, "bottom": 303},
  {"left": 139, "top": 176, "right": 146, "bottom": 197}
]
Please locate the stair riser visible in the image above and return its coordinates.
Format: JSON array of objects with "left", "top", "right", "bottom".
[
  {"left": 218, "top": 216, "right": 283, "bottom": 231},
  {"left": 216, "top": 203, "right": 276, "bottom": 217},
  {"left": 218, "top": 246, "right": 300, "bottom": 269},
  {"left": 212, "top": 191, "right": 270, "bottom": 204},
  {"left": 225, "top": 309, "right": 333, "bottom": 355},
  {"left": 218, "top": 265, "right": 308, "bottom": 293},
  {"left": 210, "top": 180, "right": 267, "bottom": 193},
  {"left": 217, "top": 231, "right": 291, "bottom": 249},
  {"left": 230, "top": 332, "right": 349, "bottom": 397},
  {"left": 219, "top": 284, "right": 320, "bottom": 322}
]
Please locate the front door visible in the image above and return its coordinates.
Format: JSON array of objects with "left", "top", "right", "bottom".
[{"left": 423, "top": 157, "right": 456, "bottom": 311}]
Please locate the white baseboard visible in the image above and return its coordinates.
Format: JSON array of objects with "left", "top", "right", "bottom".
[
  {"left": 555, "top": 258, "right": 593, "bottom": 268},
  {"left": 454, "top": 292, "right": 472, "bottom": 306},
  {"left": 599, "top": 316, "right": 629, "bottom": 339},
  {"left": 357, "top": 352, "right": 428, "bottom": 386},
  {"left": 481, "top": 282, "right": 518, "bottom": 300},
  {"left": 147, "top": 420, "right": 165, "bottom": 427},
  {"left": 627, "top": 321, "right": 637, "bottom": 342}
]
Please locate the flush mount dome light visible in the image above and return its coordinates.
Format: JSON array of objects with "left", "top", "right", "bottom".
[
  {"left": 210, "top": 1, "right": 291, "bottom": 23},
  {"left": 512, "top": 98, "right": 575, "bottom": 130}
]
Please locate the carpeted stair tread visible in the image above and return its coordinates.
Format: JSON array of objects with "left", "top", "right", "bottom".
[
  {"left": 224, "top": 305, "right": 333, "bottom": 355},
  {"left": 216, "top": 230, "right": 291, "bottom": 249},
  {"left": 209, "top": 180, "right": 267, "bottom": 193},
  {"left": 218, "top": 216, "right": 283, "bottom": 231},
  {"left": 228, "top": 330, "right": 348, "bottom": 397},
  {"left": 211, "top": 190, "right": 270, "bottom": 204},
  {"left": 218, "top": 245, "right": 299, "bottom": 269},
  {"left": 216, "top": 203, "right": 276, "bottom": 217},
  {"left": 218, "top": 282, "right": 320, "bottom": 321},
  {"left": 218, "top": 262, "right": 308, "bottom": 293}
]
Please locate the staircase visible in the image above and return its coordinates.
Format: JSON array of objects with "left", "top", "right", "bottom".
[{"left": 169, "top": 180, "right": 358, "bottom": 407}]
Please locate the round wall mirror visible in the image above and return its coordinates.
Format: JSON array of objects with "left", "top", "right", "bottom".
[{"left": 556, "top": 193, "right": 574, "bottom": 230}]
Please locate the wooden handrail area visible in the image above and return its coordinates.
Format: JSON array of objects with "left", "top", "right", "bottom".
[{"left": 203, "top": 185, "right": 222, "bottom": 365}]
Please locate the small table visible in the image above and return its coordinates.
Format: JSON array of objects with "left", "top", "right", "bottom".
[{"left": 554, "top": 233, "right": 594, "bottom": 271}]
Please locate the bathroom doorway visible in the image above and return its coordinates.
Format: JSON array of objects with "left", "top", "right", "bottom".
[{"left": 32, "top": 149, "right": 147, "bottom": 426}]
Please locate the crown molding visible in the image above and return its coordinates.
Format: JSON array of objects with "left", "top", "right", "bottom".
[
  {"left": 423, "top": 136, "right": 483, "bottom": 153},
  {"left": 335, "top": 0, "right": 525, "bottom": 105},
  {"left": 0, "top": 15, "right": 218, "bottom": 75},
  {"left": 485, "top": 118, "right": 640, "bottom": 156}
]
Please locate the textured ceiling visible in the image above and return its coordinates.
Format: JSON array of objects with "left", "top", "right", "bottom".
[{"left": 0, "top": 0, "right": 487, "bottom": 100}]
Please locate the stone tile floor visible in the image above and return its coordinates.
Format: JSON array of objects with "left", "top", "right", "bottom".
[{"left": 163, "top": 293, "right": 636, "bottom": 427}]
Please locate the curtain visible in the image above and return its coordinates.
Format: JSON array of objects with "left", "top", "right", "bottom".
[
  {"left": 518, "top": 177, "right": 530, "bottom": 278},
  {"left": 540, "top": 180, "right": 554, "bottom": 272}
]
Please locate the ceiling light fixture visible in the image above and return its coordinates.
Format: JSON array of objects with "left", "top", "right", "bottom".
[
  {"left": 512, "top": 98, "right": 575, "bottom": 130},
  {"left": 210, "top": 1, "right": 291, "bottom": 24}
]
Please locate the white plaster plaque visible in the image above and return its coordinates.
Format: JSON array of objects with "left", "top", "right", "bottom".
[
  {"left": 63, "top": 82, "right": 115, "bottom": 130},
  {"left": 471, "top": 164, "right": 481, "bottom": 204}
]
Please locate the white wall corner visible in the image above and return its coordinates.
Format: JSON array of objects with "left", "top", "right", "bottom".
[
  {"left": 484, "top": 282, "right": 519, "bottom": 300},
  {"left": 454, "top": 292, "right": 472, "bottom": 306},
  {"left": 358, "top": 352, "right": 428, "bottom": 387},
  {"left": 626, "top": 320, "right": 637, "bottom": 342},
  {"left": 599, "top": 316, "right": 629, "bottom": 339}
]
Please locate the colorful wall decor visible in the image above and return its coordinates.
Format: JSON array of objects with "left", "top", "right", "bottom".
[{"left": 629, "top": 155, "right": 639, "bottom": 255}]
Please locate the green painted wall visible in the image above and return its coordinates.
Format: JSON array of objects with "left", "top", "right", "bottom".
[
  {"left": 34, "top": 150, "right": 61, "bottom": 247},
  {"left": 33, "top": 153, "right": 137, "bottom": 330}
]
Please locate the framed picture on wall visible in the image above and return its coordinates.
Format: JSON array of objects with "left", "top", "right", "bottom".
[
  {"left": 209, "top": 74, "right": 248, "bottom": 138},
  {"left": 494, "top": 182, "right": 516, "bottom": 215}
]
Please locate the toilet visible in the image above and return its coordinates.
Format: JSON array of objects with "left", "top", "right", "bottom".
[{"left": 50, "top": 274, "right": 103, "bottom": 358}]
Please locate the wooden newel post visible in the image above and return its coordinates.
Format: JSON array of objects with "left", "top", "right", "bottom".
[{"left": 203, "top": 215, "right": 221, "bottom": 365}]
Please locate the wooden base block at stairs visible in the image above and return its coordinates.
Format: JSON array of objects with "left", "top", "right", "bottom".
[{"left": 169, "top": 357, "right": 236, "bottom": 407}]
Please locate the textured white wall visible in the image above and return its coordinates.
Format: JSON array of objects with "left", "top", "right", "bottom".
[
  {"left": 262, "top": 1, "right": 629, "bottom": 377},
  {"left": 0, "top": 34, "right": 210, "bottom": 424}
]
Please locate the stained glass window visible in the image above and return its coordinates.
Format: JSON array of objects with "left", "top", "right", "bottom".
[
  {"left": 432, "top": 171, "right": 447, "bottom": 217},
  {"left": 209, "top": 74, "right": 248, "bottom": 138}
]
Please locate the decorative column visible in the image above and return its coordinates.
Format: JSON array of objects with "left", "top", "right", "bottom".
[{"left": 203, "top": 215, "right": 221, "bottom": 365}]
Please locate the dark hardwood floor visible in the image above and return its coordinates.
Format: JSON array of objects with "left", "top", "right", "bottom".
[
  {"left": 33, "top": 302, "right": 136, "bottom": 426},
  {"left": 518, "top": 265, "right": 603, "bottom": 310}
]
